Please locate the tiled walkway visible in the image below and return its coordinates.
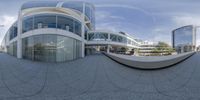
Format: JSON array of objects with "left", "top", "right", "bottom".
[{"left": 0, "top": 53, "right": 199, "bottom": 100}]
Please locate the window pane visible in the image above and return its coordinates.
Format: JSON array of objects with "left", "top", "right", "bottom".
[
  {"left": 22, "top": 34, "right": 81, "bottom": 62},
  {"left": 22, "top": 17, "right": 33, "bottom": 33},
  {"left": 57, "top": 16, "right": 74, "bottom": 32},
  {"left": 74, "top": 20, "right": 81, "bottom": 36},
  {"left": 9, "top": 22, "right": 18, "bottom": 40},
  {"left": 34, "top": 15, "right": 56, "bottom": 29}
]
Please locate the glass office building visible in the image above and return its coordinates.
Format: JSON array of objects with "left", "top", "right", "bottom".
[{"left": 172, "top": 25, "right": 196, "bottom": 53}]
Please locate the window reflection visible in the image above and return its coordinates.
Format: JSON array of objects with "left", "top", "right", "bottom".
[
  {"left": 22, "top": 17, "right": 33, "bottom": 33},
  {"left": 173, "top": 26, "right": 193, "bottom": 53},
  {"left": 34, "top": 14, "right": 56, "bottom": 29},
  {"left": 7, "top": 41, "right": 17, "bottom": 57},
  {"left": 9, "top": 22, "right": 18, "bottom": 40},
  {"left": 88, "top": 32, "right": 108, "bottom": 41},
  {"left": 22, "top": 14, "right": 82, "bottom": 36},
  {"left": 22, "top": 34, "right": 82, "bottom": 62}
]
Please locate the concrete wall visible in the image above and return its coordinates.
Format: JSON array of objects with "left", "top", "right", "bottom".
[{"left": 104, "top": 52, "right": 195, "bottom": 69}]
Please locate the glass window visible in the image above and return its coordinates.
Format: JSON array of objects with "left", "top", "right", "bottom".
[
  {"left": 22, "top": 36, "right": 34, "bottom": 60},
  {"left": 84, "top": 27, "right": 89, "bottom": 40},
  {"left": 173, "top": 26, "right": 193, "bottom": 47},
  {"left": 88, "top": 32, "right": 108, "bottom": 41},
  {"left": 22, "top": 14, "right": 82, "bottom": 37},
  {"left": 173, "top": 25, "right": 193, "bottom": 53},
  {"left": 110, "top": 34, "right": 117, "bottom": 42},
  {"left": 85, "top": 3, "right": 95, "bottom": 30},
  {"left": 117, "top": 36, "right": 123, "bottom": 42},
  {"left": 22, "top": 34, "right": 81, "bottom": 62},
  {"left": 34, "top": 14, "right": 56, "bottom": 29},
  {"left": 74, "top": 20, "right": 81, "bottom": 36},
  {"left": 57, "top": 16, "right": 74, "bottom": 33},
  {"left": 7, "top": 41, "right": 17, "bottom": 57},
  {"left": 9, "top": 22, "right": 18, "bottom": 40},
  {"left": 22, "top": 17, "right": 33, "bottom": 33}
]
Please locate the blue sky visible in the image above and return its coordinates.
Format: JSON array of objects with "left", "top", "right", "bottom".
[{"left": 0, "top": 0, "right": 200, "bottom": 45}]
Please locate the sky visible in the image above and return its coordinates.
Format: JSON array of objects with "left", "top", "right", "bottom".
[{"left": 1, "top": 0, "right": 200, "bottom": 45}]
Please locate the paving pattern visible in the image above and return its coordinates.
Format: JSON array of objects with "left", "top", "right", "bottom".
[{"left": 0, "top": 53, "right": 200, "bottom": 100}]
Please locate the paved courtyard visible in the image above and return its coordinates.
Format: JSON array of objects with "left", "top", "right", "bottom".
[{"left": 0, "top": 53, "right": 200, "bottom": 100}]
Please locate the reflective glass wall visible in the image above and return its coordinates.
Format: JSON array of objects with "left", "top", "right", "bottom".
[
  {"left": 22, "top": 14, "right": 82, "bottom": 36},
  {"left": 85, "top": 3, "right": 95, "bottom": 30},
  {"left": 21, "top": 1, "right": 95, "bottom": 31},
  {"left": 7, "top": 41, "right": 17, "bottom": 57},
  {"left": 62, "top": 1, "right": 95, "bottom": 30},
  {"left": 173, "top": 25, "right": 194, "bottom": 53},
  {"left": 22, "top": 34, "right": 82, "bottom": 62}
]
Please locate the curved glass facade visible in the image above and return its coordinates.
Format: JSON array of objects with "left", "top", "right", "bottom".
[
  {"left": 22, "top": 14, "right": 82, "bottom": 36},
  {"left": 62, "top": 2, "right": 95, "bottom": 30},
  {"left": 85, "top": 3, "right": 95, "bottom": 30},
  {"left": 21, "top": 1, "right": 95, "bottom": 31},
  {"left": 22, "top": 34, "right": 82, "bottom": 62}
]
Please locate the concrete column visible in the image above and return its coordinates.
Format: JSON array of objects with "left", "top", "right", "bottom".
[
  {"left": 107, "top": 45, "right": 110, "bottom": 53},
  {"left": 108, "top": 33, "right": 110, "bottom": 42},
  {"left": 17, "top": 10, "right": 22, "bottom": 59},
  {"left": 81, "top": 3, "right": 86, "bottom": 58},
  {"left": 193, "top": 26, "right": 196, "bottom": 51}
]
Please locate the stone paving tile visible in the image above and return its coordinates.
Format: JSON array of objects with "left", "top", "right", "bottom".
[{"left": 0, "top": 53, "right": 200, "bottom": 100}]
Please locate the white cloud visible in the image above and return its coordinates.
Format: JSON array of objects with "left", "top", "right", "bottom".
[
  {"left": 95, "top": 11, "right": 124, "bottom": 22},
  {"left": 95, "top": 11, "right": 125, "bottom": 32},
  {"left": 0, "top": 15, "right": 17, "bottom": 43},
  {"left": 96, "top": 22, "right": 122, "bottom": 32},
  {"left": 172, "top": 14, "right": 200, "bottom": 27},
  {"left": 151, "top": 27, "right": 172, "bottom": 45}
]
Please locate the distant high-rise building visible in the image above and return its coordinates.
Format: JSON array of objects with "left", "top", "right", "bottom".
[{"left": 172, "top": 25, "right": 196, "bottom": 53}]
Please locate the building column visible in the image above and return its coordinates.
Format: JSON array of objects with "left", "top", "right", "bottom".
[
  {"left": 192, "top": 26, "right": 196, "bottom": 51},
  {"left": 17, "top": 11, "right": 22, "bottom": 59},
  {"left": 108, "top": 33, "right": 110, "bottom": 41},
  {"left": 81, "top": 3, "right": 86, "bottom": 58},
  {"left": 107, "top": 45, "right": 110, "bottom": 53}
]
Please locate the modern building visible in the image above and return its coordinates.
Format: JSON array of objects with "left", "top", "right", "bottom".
[
  {"left": 85, "top": 31, "right": 140, "bottom": 55},
  {"left": 172, "top": 25, "right": 196, "bottom": 53},
  {"left": 136, "top": 40, "right": 158, "bottom": 56},
  {"left": 1, "top": 1, "right": 144, "bottom": 62}
]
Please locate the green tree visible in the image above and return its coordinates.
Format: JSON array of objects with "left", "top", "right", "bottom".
[{"left": 152, "top": 41, "right": 175, "bottom": 56}]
